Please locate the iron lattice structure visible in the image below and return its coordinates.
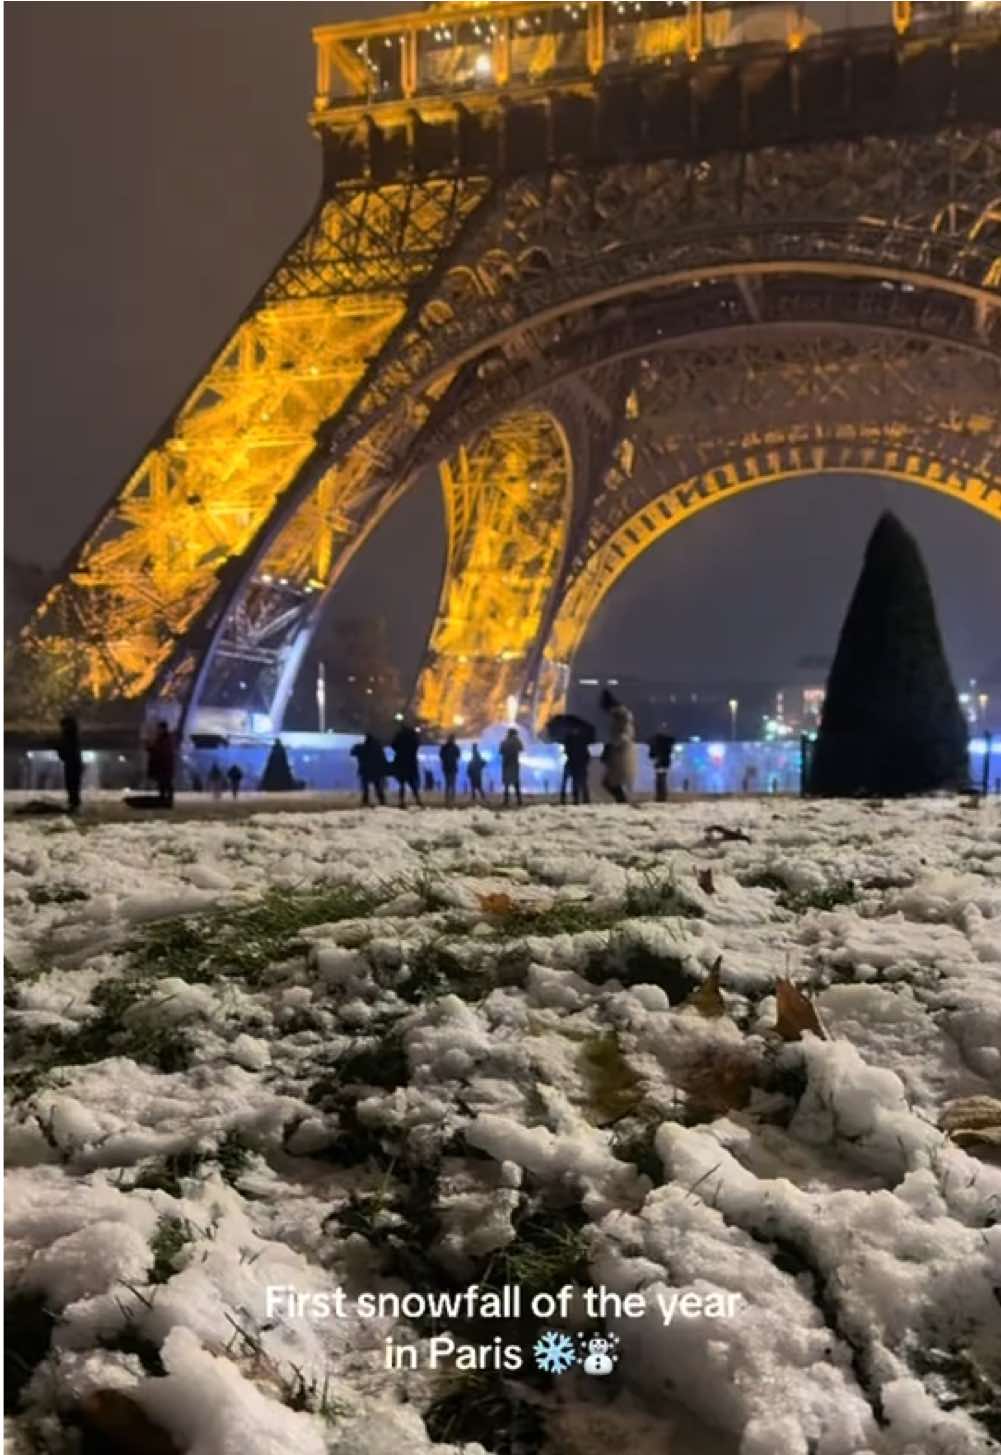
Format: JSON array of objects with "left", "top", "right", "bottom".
[{"left": 26, "top": 0, "right": 1001, "bottom": 735}]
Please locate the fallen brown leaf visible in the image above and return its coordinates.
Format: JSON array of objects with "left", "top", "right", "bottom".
[
  {"left": 680, "top": 957, "right": 726, "bottom": 1018},
  {"left": 774, "top": 979, "right": 827, "bottom": 1041},
  {"left": 675, "top": 1044, "right": 757, "bottom": 1116},
  {"left": 941, "top": 1096, "right": 1001, "bottom": 1135},
  {"left": 478, "top": 891, "right": 518, "bottom": 916},
  {"left": 79, "top": 1390, "right": 179, "bottom": 1455}
]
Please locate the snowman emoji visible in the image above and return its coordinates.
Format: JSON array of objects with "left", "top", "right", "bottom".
[{"left": 582, "top": 1333, "right": 619, "bottom": 1376}]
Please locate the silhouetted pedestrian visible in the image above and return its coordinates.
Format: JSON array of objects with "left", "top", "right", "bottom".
[
  {"left": 423, "top": 768, "right": 435, "bottom": 794},
  {"left": 208, "top": 763, "right": 225, "bottom": 799},
  {"left": 500, "top": 728, "right": 524, "bottom": 808},
  {"left": 227, "top": 764, "right": 243, "bottom": 800},
  {"left": 392, "top": 722, "right": 423, "bottom": 807},
  {"left": 467, "top": 744, "right": 487, "bottom": 804},
  {"left": 351, "top": 733, "right": 389, "bottom": 807},
  {"left": 147, "top": 722, "right": 175, "bottom": 808},
  {"left": 440, "top": 735, "right": 461, "bottom": 807},
  {"left": 564, "top": 728, "right": 592, "bottom": 805},
  {"left": 57, "top": 714, "right": 83, "bottom": 814},
  {"left": 650, "top": 733, "right": 675, "bottom": 803}
]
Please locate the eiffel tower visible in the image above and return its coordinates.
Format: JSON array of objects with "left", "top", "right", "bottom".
[{"left": 25, "top": 1, "right": 1001, "bottom": 737}]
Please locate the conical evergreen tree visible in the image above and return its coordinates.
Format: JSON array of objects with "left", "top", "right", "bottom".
[
  {"left": 809, "top": 512, "right": 969, "bottom": 797},
  {"left": 259, "top": 738, "right": 296, "bottom": 791}
]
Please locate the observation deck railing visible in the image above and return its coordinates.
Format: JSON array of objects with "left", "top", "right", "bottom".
[{"left": 311, "top": 1, "right": 1001, "bottom": 120}]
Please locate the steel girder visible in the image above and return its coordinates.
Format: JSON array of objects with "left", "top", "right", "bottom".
[{"left": 23, "top": 116, "right": 1001, "bottom": 732}]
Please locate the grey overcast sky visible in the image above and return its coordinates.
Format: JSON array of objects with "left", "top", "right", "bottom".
[{"left": 6, "top": 3, "right": 1000, "bottom": 688}]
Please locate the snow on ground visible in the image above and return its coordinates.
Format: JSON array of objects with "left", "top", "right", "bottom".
[{"left": 5, "top": 796, "right": 1001, "bottom": 1455}]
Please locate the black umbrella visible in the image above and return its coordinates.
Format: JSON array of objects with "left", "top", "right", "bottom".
[{"left": 544, "top": 714, "right": 596, "bottom": 745}]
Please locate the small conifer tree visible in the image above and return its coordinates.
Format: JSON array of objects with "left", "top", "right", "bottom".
[
  {"left": 259, "top": 738, "right": 296, "bottom": 791},
  {"left": 809, "top": 512, "right": 969, "bottom": 796}
]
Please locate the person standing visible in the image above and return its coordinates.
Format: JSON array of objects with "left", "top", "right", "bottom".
[
  {"left": 499, "top": 727, "right": 524, "bottom": 808},
  {"left": 565, "top": 728, "right": 592, "bottom": 805},
  {"left": 351, "top": 733, "right": 389, "bottom": 807},
  {"left": 440, "top": 735, "right": 461, "bottom": 807},
  {"left": 600, "top": 691, "right": 636, "bottom": 804},
  {"left": 391, "top": 721, "right": 423, "bottom": 808},
  {"left": 208, "top": 763, "right": 225, "bottom": 799},
  {"left": 147, "top": 722, "right": 176, "bottom": 808},
  {"left": 650, "top": 733, "right": 676, "bottom": 803},
  {"left": 56, "top": 714, "right": 84, "bottom": 814},
  {"left": 227, "top": 764, "right": 243, "bottom": 800},
  {"left": 467, "top": 743, "right": 487, "bottom": 804}
]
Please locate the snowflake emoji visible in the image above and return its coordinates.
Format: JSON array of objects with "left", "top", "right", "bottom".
[{"left": 533, "top": 1329, "right": 577, "bottom": 1375}]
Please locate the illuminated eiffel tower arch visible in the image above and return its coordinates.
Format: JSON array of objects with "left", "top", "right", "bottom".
[{"left": 27, "top": 0, "right": 1001, "bottom": 736}]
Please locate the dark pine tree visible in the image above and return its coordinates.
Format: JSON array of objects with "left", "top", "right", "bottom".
[
  {"left": 809, "top": 512, "right": 969, "bottom": 797},
  {"left": 259, "top": 738, "right": 297, "bottom": 792}
]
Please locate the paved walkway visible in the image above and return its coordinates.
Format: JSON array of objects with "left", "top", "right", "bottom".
[{"left": 4, "top": 788, "right": 783, "bottom": 825}]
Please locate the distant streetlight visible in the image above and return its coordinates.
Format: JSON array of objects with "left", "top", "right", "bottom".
[
  {"left": 728, "top": 697, "right": 738, "bottom": 741},
  {"left": 978, "top": 692, "right": 989, "bottom": 726}
]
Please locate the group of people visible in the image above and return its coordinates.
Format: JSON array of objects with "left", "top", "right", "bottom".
[
  {"left": 350, "top": 723, "right": 505, "bottom": 808},
  {"left": 349, "top": 694, "right": 640, "bottom": 810},
  {"left": 53, "top": 692, "right": 643, "bottom": 816}
]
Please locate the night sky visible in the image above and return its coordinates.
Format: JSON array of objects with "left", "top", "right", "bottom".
[{"left": 7, "top": 3, "right": 1000, "bottom": 693}]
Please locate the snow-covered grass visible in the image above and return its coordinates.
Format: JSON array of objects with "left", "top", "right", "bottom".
[{"left": 5, "top": 797, "right": 1001, "bottom": 1455}]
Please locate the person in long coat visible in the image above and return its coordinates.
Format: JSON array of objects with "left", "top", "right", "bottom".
[
  {"left": 439, "top": 735, "right": 461, "bottom": 807},
  {"left": 147, "top": 722, "right": 176, "bottom": 808},
  {"left": 351, "top": 734, "right": 389, "bottom": 807},
  {"left": 499, "top": 728, "right": 524, "bottom": 807},
  {"left": 602, "top": 699, "right": 636, "bottom": 804},
  {"left": 564, "top": 728, "right": 592, "bottom": 805},
  {"left": 391, "top": 722, "right": 423, "bottom": 808},
  {"left": 57, "top": 714, "right": 84, "bottom": 814}
]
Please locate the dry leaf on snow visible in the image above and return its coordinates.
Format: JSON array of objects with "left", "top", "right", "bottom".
[
  {"left": 478, "top": 891, "right": 518, "bottom": 916},
  {"left": 774, "top": 979, "right": 827, "bottom": 1041},
  {"left": 79, "top": 1390, "right": 179, "bottom": 1455},
  {"left": 941, "top": 1097, "right": 1001, "bottom": 1157},
  {"left": 680, "top": 957, "right": 726, "bottom": 1019}
]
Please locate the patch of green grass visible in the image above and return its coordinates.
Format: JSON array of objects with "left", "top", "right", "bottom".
[
  {"left": 27, "top": 885, "right": 89, "bottom": 907},
  {"left": 484, "top": 1207, "right": 589, "bottom": 1298},
  {"left": 909, "top": 1342, "right": 1001, "bottom": 1441},
  {"left": 130, "top": 1130, "right": 253, "bottom": 1197},
  {"left": 777, "top": 879, "right": 858, "bottom": 914},
  {"left": 98, "top": 1323, "right": 166, "bottom": 1377},
  {"left": 624, "top": 869, "right": 705, "bottom": 919},
  {"left": 611, "top": 1121, "right": 663, "bottom": 1183},
  {"left": 131, "top": 1147, "right": 208, "bottom": 1198},
  {"left": 4, "top": 1293, "right": 56, "bottom": 1414},
  {"left": 6, "top": 976, "right": 196, "bottom": 1099},
  {"left": 329, "top": 1158, "right": 440, "bottom": 1288},
  {"left": 149, "top": 1214, "right": 194, "bottom": 1284},
  {"left": 402, "top": 940, "right": 482, "bottom": 1003},
  {"left": 738, "top": 869, "right": 788, "bottom": 893},
  {"left": 131, "top": 882, "right": 381, "bottom": 987},
  {"left": 424, "top": 1369, "right": 546, "bottom": 1453},
  {"left": 215, "top": 1129, "right": 254, "bottom": 1186},
  {"left": 406, "top": 866, "right": 452, "bottom": 912},
  {"left": 335, "top": 1028, "right": 409, "bottom": 1090},
  {"left": 486, "top": 900, "right": 624, "bottom": 938},
  {"left": 740, "top": 872, "right": 860, "bottom": 915},
  {"left": 582, "top": 932, "right": 696, "bottom": 1003}
]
